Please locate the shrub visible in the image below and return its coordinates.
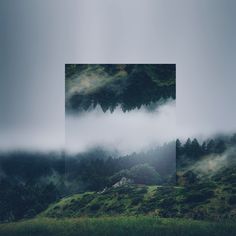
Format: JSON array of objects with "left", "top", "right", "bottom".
[
  {"left": 185, "top": 193, "right": 209, "bottom": 203},
  {"left": 228, "top": 195, "right": 236, "bottom": 205},
  {"left": 129, "top": 164, "right": 162, "bottom": 185}
]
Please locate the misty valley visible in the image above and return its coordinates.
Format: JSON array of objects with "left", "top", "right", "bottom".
[
  {"left": 0, "top": 142, "right": 175, "bottom": 221},
  {"left": 0, "top": 135, "right": 235, "bottom": 223},
  {"left": 0, "top": 135, "right": 235, "bottom": 235}
]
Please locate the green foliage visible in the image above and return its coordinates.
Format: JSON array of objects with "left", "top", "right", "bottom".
[
  {"left": 129, "top": 164, "right": 162, "bottom": 185},
  {"left": 65, "top": 64, "right": 176, "bottom": 112},
  {"left": 109, "top": 164, "right": 163, "bottom": 186},
  {"left": 66, "top": 143, "right": 175, "bottom": 191},
  {"left": 176, "top": 135, "right": 236, "bottom": 221},
  {"left": 0, "top": 217, "right": 235, "bottom": 236},
  {"left": 185, "top": 193, "right": 211, "bottom": 204},
  {"left": 176, "top": 135, "right": 232, "bottom": 164},
  {"left": 43, "top": 185, "right": 149, "bottom": 218},
  {"left": 0, "top": 144, "right": 175, "bottom": 222},
  {"left": 42, "top": 178, "right": 236, "bottom": 221},
  {"left": 0, "top": 180, "right": 59, "bottom": 221},
  {"left": 228, "top": 195, "right": 236, "bottom": 205},
  {"left": 1, "top": 134, "right": 236, "bottom": 224}
]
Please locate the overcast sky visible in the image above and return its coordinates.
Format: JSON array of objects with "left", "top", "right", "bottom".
[{"left": 0, "top": 0, "right": 236, "bottom": 151}]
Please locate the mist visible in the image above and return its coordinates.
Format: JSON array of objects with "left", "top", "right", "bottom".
[
  {"left": 188, "top": 147, "right": 236, "bottom": 177},
  {"left": 66, "top": 67, "right": 126, "bottom": 104},
  {"left": 66, "top": 99, "right": 176, "bottom": 155},
  {"left": 177, "top": 124, "right": 236, "bottom": 143},
  {"left": 0, "top": 124, "right": 65, "bottom": 152}
]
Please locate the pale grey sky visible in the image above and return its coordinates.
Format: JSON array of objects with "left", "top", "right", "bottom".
[{"left": 0, "top": 0, "right": 236, "bottom": 151}]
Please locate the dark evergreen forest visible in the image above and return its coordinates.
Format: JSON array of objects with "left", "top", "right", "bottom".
[{"left": 0, "top": 134, "right": 235, "bottom": 221}]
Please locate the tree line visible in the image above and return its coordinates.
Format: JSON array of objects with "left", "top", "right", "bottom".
[
  {"left": 0, "top": 143, "right": 175, "bottom": 222},
  {"left": 66, "top": 64, "right": 176, "bottom": 112},
  {"left": 177, "top": 134, "right": 236, "bottom": 161}
]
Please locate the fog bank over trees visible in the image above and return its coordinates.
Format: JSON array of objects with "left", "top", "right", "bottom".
[{"left": 66, "top": 100, "right": 176, "bottom": 155}]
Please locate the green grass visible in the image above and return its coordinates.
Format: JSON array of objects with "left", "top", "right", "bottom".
[
  {"left": 40, "top": 183, "right": 236, "bottom": 220},
  {"left": 0, "top": 217, "right": 235, "bottom": 236}
]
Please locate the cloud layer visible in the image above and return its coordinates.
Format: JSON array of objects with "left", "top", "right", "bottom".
[{"left": 66, "top": 100, "right": 176, "bottom": 154}]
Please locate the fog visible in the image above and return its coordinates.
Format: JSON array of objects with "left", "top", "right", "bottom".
[
  {"left": 177, "top": 124, "right": 236, "bottom": 143},
  {"left": 66, "top": 68, "right": 125, "bottom": 106},
  {"left": 0, "top": 124, "right": 65, "bottom": 152},
  {"left": 188, "top": 147, "right": 236, "bottom": 177},
  {"left": 66, "top": 100, "right": 175, "bottom": 155}
]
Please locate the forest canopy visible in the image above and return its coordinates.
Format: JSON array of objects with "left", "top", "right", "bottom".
[{"left": 65, "top": 64, "right": 176, "bottom": 112}]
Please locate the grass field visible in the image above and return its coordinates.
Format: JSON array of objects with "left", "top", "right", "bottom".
[{"left": 0, "top": 217, "right": 235, "bottom": 236}]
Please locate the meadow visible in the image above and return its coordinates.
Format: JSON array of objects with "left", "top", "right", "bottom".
[{"left": 0, "top": 216, "right": 235, "bottom": 236}]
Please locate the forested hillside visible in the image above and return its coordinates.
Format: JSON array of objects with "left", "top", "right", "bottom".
[
  {"left": 65, "top": 64, "right": 175, "bottom": 112},
  {"left": 0, "top": 143, "right": 175, "bottom": 222},
  {"left": 0, "top": 134, "right": 235, "bottom": 222}
]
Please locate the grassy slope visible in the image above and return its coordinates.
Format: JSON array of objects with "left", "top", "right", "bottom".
[
  {"left": 41, "top": 185, "right": 174, "bottom": 218},
  {"left": 41, "top": 183, "right": 236, "bottom": 220},
  {"left": 1, "top": 166, "right": 235, "bottom": 236},
  {"left": 0, "top": 217, "right": 235, "bottom": 236},
  {"left": 41, "top": 185, "right": 157, "bottom": 217},
  {"left": 0, "top": 179, "right": 235, "bottom": 236}
]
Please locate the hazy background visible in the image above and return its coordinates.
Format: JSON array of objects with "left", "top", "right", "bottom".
[{"left": 0, "top": 0, "right": 236, "bottom": 151}]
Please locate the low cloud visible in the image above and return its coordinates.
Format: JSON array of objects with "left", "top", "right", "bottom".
[
  {"left": 0, "top": 124, "right": 65, "bottom": 152},
  {"left": 66, "top": 100, "right": 176, "bottom": 155},
  {"left": 188, "top": 147, "right": 236, "bottom": 177}
]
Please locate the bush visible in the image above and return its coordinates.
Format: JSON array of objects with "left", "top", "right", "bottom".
[
  {"left": 228, "top": 195, "right": 236, "bottom": 205},
  {"left": 129, "top": 164, "right": 162, "bottom": 185},
  {"left": 90, "top": 203, "right": 101, "bottom": 211},
  {"left": 131, "top": 196, "right": 143, "bottom": 206},
  {"left": 185, "top": 193, "right": 209, "bottom": 203},
  {"left": 109, "top": 170, "right": 130, "bottom": 186}
]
